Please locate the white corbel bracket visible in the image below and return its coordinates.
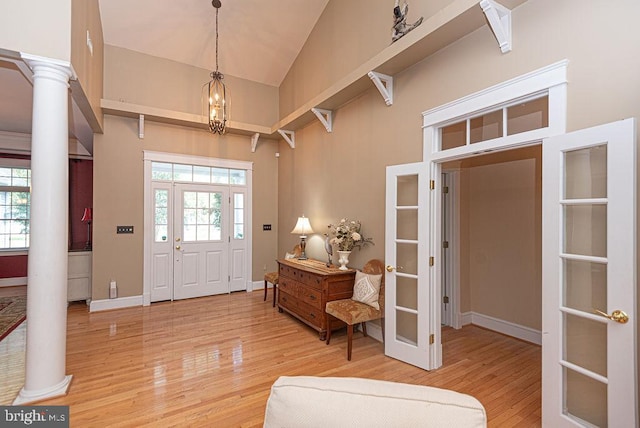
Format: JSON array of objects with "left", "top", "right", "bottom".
[
  {"left": 311, "top": 108, "right": 333, "bottom": 132},
  {"left": 367, "top": 71, "right": 393, "bottom": 106},
  {"left": 480, "top": 0, "right": 512, "bottom": 54},
  {"left": 139, "top": 114, "right": 145, "bottom": 139},
  {"left": 277, "top": 129, "right": 295, "bottom": 149},
  {"left": 250, "top": 132, "right": 260, "bottom": 153}
]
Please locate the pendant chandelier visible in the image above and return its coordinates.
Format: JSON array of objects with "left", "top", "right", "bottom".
[{"left": 206, "top": 0, "right": 228, "bottom": 134}]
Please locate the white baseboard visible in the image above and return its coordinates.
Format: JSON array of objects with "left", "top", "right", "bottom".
[
  {"left": 364, "top": 321, "right": 384, "bottom": 343},
  {"left": 90, "top": 295, "right": 143, "bottom": 312},
  {"left": 461, "top": 311, "right": 541, "bottom": 345},
  {"left": 0, "top": 277, "right": 27, "bottom": 287}
]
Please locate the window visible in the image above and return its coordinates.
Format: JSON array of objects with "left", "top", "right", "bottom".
[
  {"left": 0, "top": 166, "right": 31, "bottom": 249},
  {"left": 151, "top": 162, "right": 247, "bottom": 186}
]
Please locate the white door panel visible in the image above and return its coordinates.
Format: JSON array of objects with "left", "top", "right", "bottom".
[
  {"left": 385, "top": 162, "right": 433, "bottom": 370},
  {"left": 151, "top": 184, "right": 173, "bottom": 302},
  {"left": 542, "top": 118, "right": 637, "bottom": 427}
]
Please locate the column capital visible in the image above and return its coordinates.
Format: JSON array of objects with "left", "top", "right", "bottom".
[{"left": 21, "top": 53, "right": 76, "bottom": 87}]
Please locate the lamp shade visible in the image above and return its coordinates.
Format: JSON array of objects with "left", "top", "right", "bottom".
[
  {"left": 81, "top": 207, "right": 92, "bottom": 222},
  {"left": 291, "top": 216, "right": 314, "bottom": 236}
]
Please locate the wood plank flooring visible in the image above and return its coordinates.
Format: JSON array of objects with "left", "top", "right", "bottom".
[{"left": 1, "top": 290, "right": 541, "bottom": 427}]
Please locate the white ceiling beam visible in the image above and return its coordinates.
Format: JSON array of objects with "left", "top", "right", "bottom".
[
  {"left": 367, "top": 71, "right": 393, "bottom": 106},
  {"left": 277, "top": 129, "right": 295, "bottom": 149},
  {"left": 311, "top": 108, "right": 333, "bottom": 133},
  {"left": 480, "top": 0, "right": 512, "bottom": 54}
]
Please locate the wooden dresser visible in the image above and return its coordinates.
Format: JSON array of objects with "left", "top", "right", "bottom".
[{"left": 277, "top": 259, "right": 356, "bottom": 340}]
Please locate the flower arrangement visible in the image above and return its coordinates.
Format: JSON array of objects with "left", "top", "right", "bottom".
[{"left": 328, "top": 218, "right": 374, "bottom": 252}]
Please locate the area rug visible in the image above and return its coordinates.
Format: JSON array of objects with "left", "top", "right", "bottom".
[{"left": 0, "top": 296, "right": 26, "bottom": 342}]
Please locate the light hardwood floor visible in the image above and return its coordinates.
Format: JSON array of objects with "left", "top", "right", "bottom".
[{"left": 1, "top": 290, "right": 541, "bottom": 427}]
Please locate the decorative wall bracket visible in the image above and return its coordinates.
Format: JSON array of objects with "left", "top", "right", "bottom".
[
  {"left": 139, "top": 114, "right": 145, "bottom": 139},
  {"left": 277, "top": 129, "right": 295, "bottom": 149},
  {"left": 480, "top": 0, "right": 512, "bottom": 54},
  {"left": 250, "top": 132, "right": 260, "bottom": 153},
  {"left": 310, "top": 108, "right": 333, "bottom": 132},
  {"left": 367, "top": 71, "right": 394, "bottom": 106}
]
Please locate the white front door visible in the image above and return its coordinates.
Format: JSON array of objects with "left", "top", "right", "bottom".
[
  {"left": 385, "top": 162, "right": 434, "bottom": 370},
  {"left": 174, "top": 184, "right": 230, "bottom": 299},
  {"left": 542, "top": 118, "right": 637, "bottom": 427}
]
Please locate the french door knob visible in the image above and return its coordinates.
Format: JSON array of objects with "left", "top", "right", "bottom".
[
  {"left": 386, "top": 265, "right": 395, "bottom": 272},
  {"left": 594, "top": 308, "right": 629, "bottom": 324},
  {"left": 175, "top": 245, "right": 181, "bottom": 250}
]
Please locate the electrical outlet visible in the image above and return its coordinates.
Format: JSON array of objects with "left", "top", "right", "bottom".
[{"left": 116, "top": 226, "right": 134, "bottom": 234}]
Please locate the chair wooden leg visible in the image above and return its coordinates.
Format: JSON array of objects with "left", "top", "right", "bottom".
[
  {"left": 362, "top": 322, "right": 368, "bottom": 337},
  {"left": 272, "top": 283, "right": 277, "bottom": 307},
  {"left": 263, "top": 280, "right": 268, "bottom": 301},
  {"left": 326, "top": 318, "right": 332, "bottom": 345},
  {"left": 381, "top": 318, "right": 385, "bottom": 342},
  {"left": 347, "top": 324, "right": 353, "bottom": 361}
]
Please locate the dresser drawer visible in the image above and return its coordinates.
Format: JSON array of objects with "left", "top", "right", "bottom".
[
  {"left": 298, "top": 287, "right": 322, "bottom": 309},
  {"left": 296, "top": 299, "right": 323, "bottom": 328},
  {"left": 278, "top": 276, "right": 299, "bottom": 297},
  {"left": 278, "top": 289, "right": 298, "bottom": 311},
  {"left": 296, "top": 270, "right": 323, "bottom": 290}
]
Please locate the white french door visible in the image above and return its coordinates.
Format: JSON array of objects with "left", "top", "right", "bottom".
[
  {"left": 384, "top": 162, "right": 434, "bottom": 370},
  {"left": 174, "top": 184, "right": 229, "bottom": 299},
  {"left": 542, "top": 119, "right": 637, "bottom": 427}
]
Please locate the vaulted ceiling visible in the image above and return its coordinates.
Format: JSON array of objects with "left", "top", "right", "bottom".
[{"left": 99, "top": 0, "right": 330, "bottom": 87}]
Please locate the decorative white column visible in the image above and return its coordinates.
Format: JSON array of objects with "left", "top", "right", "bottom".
[{"left": 14, "top": 56, "right": 74, "bottom": 405}]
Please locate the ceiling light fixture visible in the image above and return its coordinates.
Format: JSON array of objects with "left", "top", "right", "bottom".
[{"left": 205, "top": 0, "right": 228, "bottom": 134}]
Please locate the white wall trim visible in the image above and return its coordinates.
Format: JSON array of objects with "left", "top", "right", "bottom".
[
  {"left": 89, "top": 295, "right": 143, "bottom": 312},
  {"left": 0, "top": 277, "right": 27, "bottom": 287},
  {"left": 143, "top": 150, "right": 254, "bottom": 171},
  {"left": 461, "top": 311, "right": 541, "bottom": 345}
]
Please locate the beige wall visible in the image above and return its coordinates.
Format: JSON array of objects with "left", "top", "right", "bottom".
[
  {"left": 276, "top": 0, "right": 640, "bottom": 331},
  {"left": 71, "top": 0, "right": 104, "bottom": 131},
  {"left": 0, "top": 0, "right": 72, "bottom": 61},
  {"left": 104, "top": 45, "right": 278, "bottom": 127},
  {"left": 92, "top": 115, "right": 278, "bottom": 300}
]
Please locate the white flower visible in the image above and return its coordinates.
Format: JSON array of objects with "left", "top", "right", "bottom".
[{"left": 351, "top": 232, "right": 361, "bottom": 241}]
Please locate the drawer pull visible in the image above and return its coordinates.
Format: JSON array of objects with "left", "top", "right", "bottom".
[
  {"left": 309, "top": 313, "right": 316, "bottom": 319},
  {"left": 309, "top": 294, "right": 316, "bottom": 300},
  {"left": 282, "top": 297, "right": 287, "bottom": 302}
]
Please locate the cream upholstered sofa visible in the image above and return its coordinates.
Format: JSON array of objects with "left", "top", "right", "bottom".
[{"left": 263, "top": 376, "right": 487, "bottom": 427}]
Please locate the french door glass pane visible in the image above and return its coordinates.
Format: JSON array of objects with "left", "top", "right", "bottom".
[
  {"left": 396, "top": 242, "right": 417, "bottom": 276},
  {"left": 564, "top": 145, "right": 606, "bottom": 199},
  {"left": 183, "top": 191, "right": 222, "bottom": 241},
  {"left": 396, "top": 276, "right": 417, "bottom": 310},
  {"left": 564, "top": 367, "right": 607, "bottom": 427},
  {"left": 564, "top": 313, "right": 607, "bottom": 377},
  {"left": 396, "top": 209, "right": 418, "bottom": 241},
  {"left": 396, "top": 310, "right": 418, "bottom": 346},
  {"left": 563, "top": 259, "right": 606, "bottom": 313},
  {"left": 397, "top": 175, "right": 418, "bottom": 206},
  {"left": 563, "top": 205, "right": 607, "bottom": 257}
]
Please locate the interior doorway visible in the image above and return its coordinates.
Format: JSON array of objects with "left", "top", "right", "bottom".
[{"left": 440, "top": 145, "right": 543, "bottom": 345}]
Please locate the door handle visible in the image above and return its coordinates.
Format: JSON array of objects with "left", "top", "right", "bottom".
[
  {"left": 175, "top": 245, "right": 181, "bottom": 250},
  {"left": 386, "top": 265, "right": 395, "bottom": 272},
  {"left": 175, "top": 237, "right": 181, "bottom": 242},
  {"left": 594, "top": 308, "right": 629, "bottom": 324}
]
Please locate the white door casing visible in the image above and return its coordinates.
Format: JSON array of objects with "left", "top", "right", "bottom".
[
  {"left": 385, "top": 162, "right": 434, "bottom": 370},
  {"left": 541, "top": 118, "right": 637, "bottom": 427},
  {"left": 143, "top": 151, "right": 253, "bottom": 305}
]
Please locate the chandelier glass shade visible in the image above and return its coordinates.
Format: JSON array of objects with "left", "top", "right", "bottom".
[{"left": 205, "top": 1, "right": 228, "bottom": 134}]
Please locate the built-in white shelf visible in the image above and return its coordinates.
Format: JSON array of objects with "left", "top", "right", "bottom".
[{"left": 101, "top": 0, "right": 526, "bottom": 145}]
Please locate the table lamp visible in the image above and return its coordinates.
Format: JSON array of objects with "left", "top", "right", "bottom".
[
  {"left": 81, "top": 207, "right": 92, "bottom": 250},
  {"left": 291, "top": 215, "right": 314, "bottom": 260}
]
